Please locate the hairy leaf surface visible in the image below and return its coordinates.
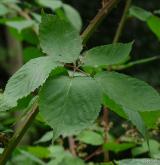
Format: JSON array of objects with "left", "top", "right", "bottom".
[
  {"left": 63, "top": 4, "right": 82, "bottom": 32},
  {"left": 96, "top": 72, "right": 160, "bottom": 112},
  {"left": 83, "top": 42, "right": 132, "bottom": 67},
  {"left": 0, "top": 56, "right": 61, "bottom": 111},
  {"left": 39, "top": 76, "right": 101, "bottom": 138},
  {"left": 39, "top": 14, "right": 82, "bottom": 63}
]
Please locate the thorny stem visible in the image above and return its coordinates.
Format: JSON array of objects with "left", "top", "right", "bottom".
[
  {"left": 113, "top": 0, "right": 132, "bottom": 43},
  {"left": 81, "top": 0, "right": 118, "bottom": 45},
  {"left": 0, "top": 100, "right": 38, "bottom": 165}
]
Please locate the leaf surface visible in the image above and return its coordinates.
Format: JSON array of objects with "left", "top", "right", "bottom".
[
  {"left": 83, "top": 43, "right": 132, "bottom": 67},
  {"left": 63, "top": 4, "right": 82, "bottom": 32},
  {"left": 96, "top": 72, "right": 160, "bottom": 112},
  {"left": 39, "top": 14, "right": 82, "bottom": 63},
  {"left": 6, "top": 20, "right": 35, "bottom": 32},
  {"left": 0, "top": 56, "right": 61, "bottom": 111},
  {"left": 77, "top": 130, "right": 103, "bottom": 146},
  {"left": 37, "top": 0, "right": 62, "bottom": 10},
  {"left": 39, "top": 76, "right": 101, "bottom": 138},
  {"left": 0, "top": 4, "right": 9, "bottom": 16},
  {"left": 129, "top": 6, "right": 152, "bottom": 21},
  {"left": 147, "top": 15, "right": 160, "bottom": 39}
]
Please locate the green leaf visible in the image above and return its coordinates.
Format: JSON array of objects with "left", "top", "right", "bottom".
[
  {"left": 147, "top": 15, "right": 160, "bottom": 39},
  {"left": 39, "top": 14, "right": 82, "bottom": 63},
  {"left": 77, "top": 130, "right": 103, "bottom": 146},
  {"left": 22, "top": 29, "right": 39, "bottom": 45},
  {"left": 37, "top": 0, "right": 62, "bottom": 10},
  {"left": 63, "top": 4, "right": 82, "bottom": 32},
  {"left": 123, "top": 108, "right": 147, "bottom": 137},
  {"left": 98, "top": 163, "right": 114, "bottom": 165},
  {"left": 37, "top": 0, "right": 82, "bottom": 31},
  {"left": 1, "top": 0, "right": 18, "bottom": 3},
  {"left": 31, "top": 12, "right": 41, "bottom": 23},
  {"left": 103, "top": 142, "right": 135, "bottom": 153},
  {"left": 26, "top": 146, "right": 50, "bottom": 158},
  {"left": 48, "top": 145, "right": 71, "bottom": 165},
  {"left": 23, "top": 47, "right": 42, "bottom": 63},
  {"left": 141, "top": 111, "right": 160, "bottom": 128},
  {"left": 35, "top": 131, "right": 53, "bottom": 144},
  {"left": 117, "top": 159, "right": 160, "bottom": 165},
  {"left": 0, "top": 56, "right": 61, "bottom": 111},
  {"left": 132, "top": 139, "right": 160, "bottom": 158},
  {"left": 83, "top": 42, "right": 132, "bottom": 67},
  {"left": 59, "top": 157, "right": 85, "bottom": 165},
  {"left": 129, "top": 6, "right": 152, "bottom": 21},
  {"left": 0, "top": 148, "right": 4, "bottom": 154},
  {"left": 0, "top": 4, "right": 9, "bottom": 16},
  {"left": 19, "top": 150, "right": 45, "bottom": 165},
  {"left": 6, "top": 20, "right": 35, "bottom": 33},
  {"left": 96, "top": 72, "right": 160, "bottom": 112},
  {"left": 39, "top": 76, "right": 101, "bottom": 138}
]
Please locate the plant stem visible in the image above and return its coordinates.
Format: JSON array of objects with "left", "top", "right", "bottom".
[
  {"left": 102, "top": 107, "right": 109, "bottom": 162},
  {"left": 111, "top": 56, "right": 160, "bottom": 70},
  {"left": 68, "top": 136, "right": 77, "bottom": 156},
  {"left": 113, "top": 0, "right": 132, "bottom": 43},
  {"left": 0, "top": 100, "right": 38, "bottom": 165},
  {"left": 81, "top": 0, "right": 118, "bottom": 45},
  {"left": 85, "top": 148, "right": 103, "bottom": 161},
  {"left": 102, "top": 0, "right": 109, "bottom": 7}
]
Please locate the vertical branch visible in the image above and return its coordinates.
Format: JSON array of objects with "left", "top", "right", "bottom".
[
  {"left": 68, "top": 136, "right": 77, "bottom": 156},
  {"left": 102, "top": 107, "right": 109, "bottom": 162},
  {"left": 0, "top": 100, "right": 38, "bottom": 165},
  {"left": 113, "top": 0, "right": 132, "bottom": 43},
  {"left": 81, "top": 0, "right": 118, "bottom": 45}
]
